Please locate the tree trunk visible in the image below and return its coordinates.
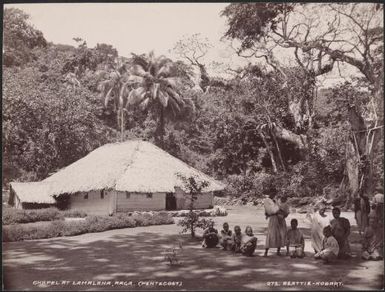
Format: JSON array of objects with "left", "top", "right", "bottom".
[
  {"left": 198, "top": 64, "right": 210, "bottom": 92},
  {"left": 271, "top": 125, "right": 308, "bottom": 150},
  {"left": 345, "top": 138, "right": 360, "bottom": 198},
  {"left": 156, "top": 107, "right": 165, "bottom": 147},
  {"left": 259, "top": 130, "right": 278, "bottom": 174},
  {"left": 270, "top": 130, "right": 286, "bottom": 172},
  {"left": 116, "top": 108, "right": 124, "bottom": 141},
  {"left": 343, "top": 83, "right": 383, "bottom": 207},
  {"left": 289, "top": 98, "right": 304, "bottom": 130},
  {"left": 120, "top": 109, "right": 125, "bottom": 142},
  {"left": 191, "top": 224, "right": 195, "bottom": 238}
]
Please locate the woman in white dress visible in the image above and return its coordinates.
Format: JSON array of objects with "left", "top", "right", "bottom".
[
  {"left": 306, "top": 204, "right": 330, "bottom": 254},
  {"left": 264, "top": 192, "right": 286, "bottom": 256}
]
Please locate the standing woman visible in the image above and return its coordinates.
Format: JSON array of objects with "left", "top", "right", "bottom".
[
  {"left": 277, "top": 196, "right": 290, "bottom": 247},
  {"left": 264, "top": 190, "right": 285, "bottom": 256},
  {"left": 354, "top": 192, "right": 370, "bottom": 235},
  {"left": 307, "top": 203, "right": 330, "bottom": 253},
  {"left": 354, "top": 197, "right": 363, "bottom": 234}
]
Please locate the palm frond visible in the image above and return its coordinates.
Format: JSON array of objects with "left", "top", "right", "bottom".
[
  {"left": 167, "top": 96, "right": 181, "bottom": 117},
  {"left": 109, "top": 71, "right": 121, "bottom": 80},
  {"left": 127, "top": 87, "right": 147, "bottom": 107},
  {"left": 97, "top": 79, "right": 109, "bottom": 92},
  {"left": 158, "top": 91, "right": 169, "bottom": 107},
  {"left": 139, "top": 97, "right": 150, "bottom": 110},
  {"left": 151, "top": 83, "right": 160, "bottom": 100},
  {"left": 157, "top": 63, "right": 174, "bottom": 78},
  {"left": 162, "top": 77, "right": 181, "bottom": 88},
  {"left": 148, "top": 51, "right": 156, "bottom": 65},
  {"left": 127, "top": 75, "right": 144, "bottom": 84},
  {"left": 131, "top": 53, "right": 149, "bottom": 71},
  {"left": 130, "top": 64, "right": 148, "bottom": 77},
  {"left": 164, "top": 87, "right": 183, "bottom": 106},
  {"left": 119, "top": 83, "right": 130, "bottom": 108},
  {"left": 104, "top": 87, "right": 114, "bottom": 108}
]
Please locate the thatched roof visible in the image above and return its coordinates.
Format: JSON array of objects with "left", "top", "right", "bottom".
[
  {"left": 9, "top": 182, "right": 56, "bottom": 204},
  {"left": 43, "top": 140, "right": 225, "bottom": 195}
]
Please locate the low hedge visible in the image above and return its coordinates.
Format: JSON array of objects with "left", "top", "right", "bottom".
[
  {"left": 170, "top": 206, "right": 228, "bottom": 217},
  {"left": 3, "top": 211, "right": 174, "bottom": 242},
  {"left": 2, "top": 208, "right": 87, "bottom": 225}
]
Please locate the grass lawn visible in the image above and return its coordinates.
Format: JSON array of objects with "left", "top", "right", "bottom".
[{"left": 3, "top": 206, "right": 384, "bottom": 291}]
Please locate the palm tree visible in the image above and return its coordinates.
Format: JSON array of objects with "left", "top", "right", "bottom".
[
  {"left": 97, "top": 62, "right": 130, "bottom": 139},
  {"left": 125, "top": 51, "right": 190, "bottom": 146}
]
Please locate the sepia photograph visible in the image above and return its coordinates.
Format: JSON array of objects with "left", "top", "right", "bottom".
[{"left": 2, "top": 2, "right": 384, "bottom": 291}]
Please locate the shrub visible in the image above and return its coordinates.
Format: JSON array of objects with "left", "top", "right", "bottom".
[
  {"left": 177, "top": 213, "right": 214, "bottom": 236},
  {"left": 2, "top": 208, "right": 88, "bottom": 225},
  {"left": 61, "top": 220, "right": 89, "bottom": 236},
  {"left": 171, "top": 206, "right": 227, "bottom": 217},
  {"left": 224, "top": 173, "right": 270, "bottom": 201},
  {"left": 2, "top": 211, "right": 174, "bottom": 242},
  {"left": 2, "top": 207, "right": 63, "bottom": 225},
  {"left": 2, "top": 220, "right": 64, "bottom": 241},
  {"left": 212, "top": 205, "right": 227, "bottom": 216},
  {"left": 62, "top": 210, "right": 87, "bottom": 218},
  {"left": 3, "top": 224, "right": 24, "bottom": 242}
]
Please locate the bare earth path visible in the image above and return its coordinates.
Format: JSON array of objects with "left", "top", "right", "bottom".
[{"left": 3, "top": 206, "right": 384, "bottom": 291}]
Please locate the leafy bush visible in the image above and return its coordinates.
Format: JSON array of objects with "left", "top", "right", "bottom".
[
  {"left": 2, "top": 208, "right": 62, "bottom": 225},
  {"left": 225, "top": 173, "right": 270, "bottom": 199},
  {"left": 175, "top": 174, "right": 211, "bottom": 237},
  {"left": 212, "top": 205, "right": 227, "bottom": 216},
  {"left": 2, "top": 208, "right": 88, "bottom": 225},
  {"left": 2, "top": 211, "right": 174, "bottom": 242},
  {"left": 177, "top": 213, "right": 214, "bottom": 236},
  {"left": 62, "top": 209, "right": 87, "bottom": 218}
]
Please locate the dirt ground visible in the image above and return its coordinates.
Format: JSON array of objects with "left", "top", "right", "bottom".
[{"left": 2, "top": 206, "right": 384, "bottom": 291}]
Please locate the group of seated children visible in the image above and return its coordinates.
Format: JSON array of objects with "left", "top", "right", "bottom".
[
  {"left": 283, "top": 218, "right": 342, "bottom": 263},
  {"left": 202, "top": 210, "right": 383, "bottom": 263},
  {"left": 313, "top": 221, "right": 382, "bottom": 264},
  {"left": 202, "top": 222, "right": 257, "bottom": 256}
]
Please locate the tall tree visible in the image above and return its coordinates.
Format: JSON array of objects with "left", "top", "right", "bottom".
[
  {"left": 3, "top": 8, "right": 47, "bottom": 67},
  {"left": 125, "top": 51, "right": 192, "bottom": 146},
  {"left": 97, "top": 64, "right": 131, "bottom": 139},
  {"left": 173, "top": 34, "right": 232, "bottom": 92},
  {"left": 222, "top": 3, "right": 383, "bottom": 203},
  {"left": 173, "top": 34, "right": 212, "bottom": 92}
]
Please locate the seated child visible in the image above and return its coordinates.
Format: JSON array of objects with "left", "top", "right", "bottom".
[
  {"left": 315, "top": 226, "right": 339, "bottom": 264},
  {"left": 286, "top": 219, "right": 305, "bottom": 258},
  {"left": 240, "top": 226, "right": 257, "bottom": 256},
  {"left": 362, "top": 217, "right": 383, "bottom": 261},
  {"left": 220, "top": 222, "right": 233, "bottom": 250},
  {"left": 202, "top": 221, "right": 219, "bottom": 248},
  {"left": 231, "top": 225, "right": 243, "bottom": 253}
]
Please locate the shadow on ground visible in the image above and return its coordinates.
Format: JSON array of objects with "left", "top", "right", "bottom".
[{"left": 3, "top": 227, "right": 383, "bottom": 291}]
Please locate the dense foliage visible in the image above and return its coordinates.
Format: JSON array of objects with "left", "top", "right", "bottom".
[
  {"left": 2, "top": 6, "right": 383, "bottom": 208},
  {"left": 3, "top": 8, "right": 47, "bottom": 67}
]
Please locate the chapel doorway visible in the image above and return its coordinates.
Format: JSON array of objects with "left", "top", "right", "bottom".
[{"left": 166, "top": 193, "right": 177, "bottom": 210}]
